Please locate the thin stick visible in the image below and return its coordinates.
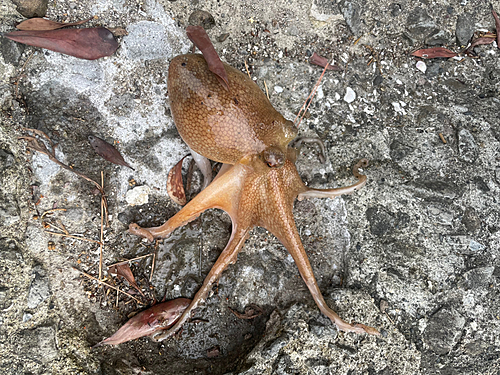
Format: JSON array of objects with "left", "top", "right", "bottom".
[
  {"left": 44, "top": 222, "right": 68, "bottom": 234},
  {"left": 107, "top": 253, "right": 154, "bottom": 268},
  {"left": 73, "top": 267, "right": 143, "bottom": 304},
  {"left": 150, "top": 252, "right": 156, "bottom": 283},
  {"left": 264, "top": 80, "right": 270, "bottom": 100},
  {"left": 45, "top": 231, "right": 102, "bottom": 244},
  {"left": 99, "top": 197, "right": 104, "bottom": 280},
  {"left": 294, "top": 63, "right": 329, "bottom": 128},
  {"left": 244, "top": 60, "right": 251, "bottom": 79},
  {"left": 14, "top": 51, "right": 35, "bottom": 97},
  {"left": 41, "top": 208, "right": 67, "bottom": 220}
]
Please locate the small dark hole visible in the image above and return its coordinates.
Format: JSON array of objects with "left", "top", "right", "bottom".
[
  {"left": 233, "top": 98, "right": 239, "bottom": 105},
  {"left": 181, "top": 62, "right": 186, "bottom": 66},
  {"left": 208, "top": 94, "right": 211, "bottom": 98}
]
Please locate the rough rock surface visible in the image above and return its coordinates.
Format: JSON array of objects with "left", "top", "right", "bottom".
[{"left": 1, "top": 0, "right": 500, "bottom": 374}]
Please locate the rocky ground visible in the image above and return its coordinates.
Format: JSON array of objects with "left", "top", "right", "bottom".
[{"left": 1, "top": 0, "right": 500, "bottom": 374}]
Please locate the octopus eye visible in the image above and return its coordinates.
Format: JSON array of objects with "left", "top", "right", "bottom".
[{"left": 262, "top": 146, "right": 285, "bottom": 168}]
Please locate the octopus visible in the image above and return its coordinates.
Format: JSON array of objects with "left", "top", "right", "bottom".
[{"left": 129, "top": 53, "right": 379, "bottom": 340}]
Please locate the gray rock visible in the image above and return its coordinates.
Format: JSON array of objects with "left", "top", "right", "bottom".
[
  {"left": 188, "top": 9, "right": 216, "bottom": 30},
  {"left": 462, "top": 266, "right": 494, "bottom": 289},
  {"left": 19, "top": 326, "right": 58, "bottom": 364},
  {"left": 11, "top": 0, "right": 48, "bottom": 17},
  {"left": 338, "top": 0, "right": 363, "bottom": 36},
  {"left": 0, "top": 38, "right": 25, "bottom": 66},
  {"left": 461, "top": 207, "right": 481, "bottom": 233},
  {"left": 423, "top": 308, "right": 465, "bottom": 354},
  {"left": 405, "top": 8, "right": 437, "bottom": 43},
  {"left": 122, "top": 21, "right": 178, "bottom": 60},
  {"left": 456, "top": 13, "right": 475, "bottom": 46},
  {"left": 27, "top": 265, "right": 50, "bottom": 309},
  {"left": 366, "top": 205, "right": 410, "bottom": 237},
  {"left": 458, "top": 129, "right": 478, "bottom": 163}
]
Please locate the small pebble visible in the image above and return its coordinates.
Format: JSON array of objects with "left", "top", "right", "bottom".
[
  {"left": 125, "top": 185, "right": 150, "bottom": 206},
  {"left": 274, "top": 85, "right": 283, "bottom": 93},
  {"left": 344, "top": 87, "right": 356, "bottom": 103},
  {"left": 416, "top": 61, "right": 427, "bottom": 73}
]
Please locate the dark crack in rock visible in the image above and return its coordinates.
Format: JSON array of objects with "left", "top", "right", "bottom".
[{"left": 423, "top": 308, "right": 465, "bottom": 355}]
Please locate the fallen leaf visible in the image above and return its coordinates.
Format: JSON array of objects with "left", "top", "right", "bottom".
[
  {"left": 186, "top": 25, "right": 229, "bottom": 91},
  {"left": 108, "top": 263, "right": 145, "bottom": 297},
  {"left": 492, "top": 6, "right": 500, "bottom": 48},
  {"left": 411, "top": 47, "right": 458, "bottom": 59},
  {"left": 167, "top": 156, "right": 188, "bottom": 206},
  {"left": 95, "top": 298, "right": 191, "bottom": 346},
  {"left": 309, "top": 52, "right": 341, "bottom": 71},
  {"left": 108, "top": 27, "right": 128, "bottom": 36},
  {"left": 3, "top": 27, "right": 118, "bottom": 60},
  {"left": 465, "top": 37, "right": 495, "bottom": 54},
  {"left": 88, "top": 134, "right": 133, "bottom": 169},
  {"left": 16, "top": 17, "right": 91, "bottom": 31}
]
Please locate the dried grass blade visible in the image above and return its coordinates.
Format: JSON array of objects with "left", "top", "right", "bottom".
[{"left": 16, "top": 17, "right": 91, "bottom": 31}]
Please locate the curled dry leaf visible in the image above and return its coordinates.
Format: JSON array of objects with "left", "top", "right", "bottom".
[
  {"left": 3, "top": 27, "right": 118, "bottom": 60},
  {"left": 167, "top": 155, "right": 188, "bottom": 206},
  {"left": 186, "top": 25, "right": 229, "bottom": 91},
  {"left": 108, "top": 263, "right": 145, "bottom": 297},
  {"left": 309, "top": 52, "right": 341, "bottom": 71},
  {"left": 88, "top": 134, "right": 133, "bottom": 169},
  {"left": 492, "top": 6, "right": 500, "bottom": 48},
  {"left": 95, "top": 298, "right": 191, "bottom": 346},
  {"left": 16, "top": 17, "right": 91, "bottom": 31},
  {"left": 465, "top": 37, "right": 495, "bottom": 54},
  {"left": 411, "top": 47, "right": 458, "bottom": 59}
]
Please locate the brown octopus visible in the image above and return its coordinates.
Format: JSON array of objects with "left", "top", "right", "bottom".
[{"left": 129, "top": 53, "right": 379, "bottom": 340}]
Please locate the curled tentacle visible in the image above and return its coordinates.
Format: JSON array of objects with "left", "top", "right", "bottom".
[{"left": 297, "top": 158, "right": 368, "bottom": 200}]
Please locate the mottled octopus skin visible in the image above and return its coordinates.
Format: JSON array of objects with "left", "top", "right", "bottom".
[{"left": 129, "top": 54, "right": 378, "bottom": 340}]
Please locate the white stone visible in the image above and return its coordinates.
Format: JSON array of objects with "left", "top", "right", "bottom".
[
  {"left": 416, "top": 61, "right": 427, "bottom": 73},
  {"left": 125, "top": 185, "right": 151, "bottom": 205},
  {"left": 344, "top": 87, "right": 356, "bottom": 103}
]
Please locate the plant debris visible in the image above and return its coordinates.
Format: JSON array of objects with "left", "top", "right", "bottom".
[
  {"left": 88, "top": 134, "right": 133, "bottom": 169},
  {"left": 95, "top": 298, "right": 191, "bottom": 346},
  {"left": 186, "top": 25, "right": 229, "bottom": 91},
  {"left": 3, "top": 27, "right": 118, "bottom": 60},
  {"left": 108, "top": 262, "right": 146, "bottom": 298},
  {"left": 16, "top": 17, "right": 91, "bottom": 31},
  {"left": 465, "top": 36, "right": 495, "bottom": 54},
  {"left": 492, "top": 6, "right": 500, "bottom": 47},
  {"left": 410, "top": 47, "right": 458, "bottom": 59},
  {"left": 167, "top": 155, "right": 188, "bottom": 206},
  {"left": 309, "top": 52, "right": 341, "bottom": 71}
]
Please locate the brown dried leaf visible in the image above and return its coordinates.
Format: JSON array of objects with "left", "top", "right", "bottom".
[
  {"left": 186, "top": 25, "right": 229, "bottom": 91},
  {"left": 465, "top": 37, "right": 495, "bottom": 54},
  {"left": 88, "top": 134, "right": 133, "bottom": 169},
  {"left": 3, "top": 28, "right": 118, "bottom": 60},
  {"left": 16, "top": 17, "right": 91, "bottom": 31},
  {"left": 108, "top": 263, "right": 145, "bottom": 297},
  {"left": 95, "top": 298, "right": 191, "bottom": 346},
  {"left": 167, "top": 156, "right": 187, "bottom": 206},
  {"left": 309, "top": 52, "right": 341, "bottom": 71},
  {"left": 108, "top": 27, "right": 128, "bottom": 36},
  {"left": 492, "top": 6, "right": 500, "bottom": 48},
  {"left": 411, "top": 47, "right": 458, "bottom": 59}
]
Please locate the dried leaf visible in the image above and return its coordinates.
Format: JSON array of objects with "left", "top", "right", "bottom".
[
  {"left": 309, "top": 52, "right": 341, "bottom": 71},
  {"left": 108, "top": 263, "right": 145, "bottom": 297},
  {"left": 3, "top": 27, "right": 118, "bottom": 60},
  {"left": 88, "top": 134, "right": 133, "bottom": 169},
  {"left": 108, "top": 27, "right": 128, "bottom": 36},
  {"left": 16, "top": 17, "right": 91, "bottom": 31},
  {"left": 411, "top": 47, "right": 458, "bottom": 59},
  {"left": 465, "top": 37, "right": 495, "bottom": 54},
  {"left": 186, "top": 25, "right": 229, "bottom": 91},
  {"left": 492, "top": 6, "right": 500, "bottom": 48},
  {"left": 95, "top": 298, "right": 191, "bottom": 346},
  {"left": 167, "top": 156, "right": 187, "bottom": 206}
]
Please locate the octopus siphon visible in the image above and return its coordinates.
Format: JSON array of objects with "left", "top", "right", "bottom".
[{"left": 129, "top": 53, "right": 379, "bottom": 340}]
